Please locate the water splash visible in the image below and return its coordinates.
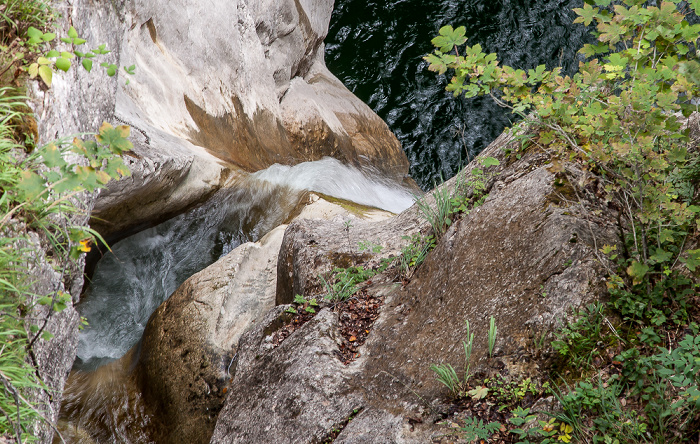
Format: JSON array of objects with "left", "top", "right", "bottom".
[{"left": 251, "top": 157, "right": 416, "bottom": 214}]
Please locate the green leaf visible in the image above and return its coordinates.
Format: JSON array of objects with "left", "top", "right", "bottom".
[
  {"left": 26, "top": 27, "right": 42, "bottom": 41},
  {"left": 17, "top": 171, "right": 46, "bottom": 200},
  {"left": 38, "top": 65, "right": 52, "bottom": 87},
  {"left": 27, "top": 63, "right": 38, "bottom": 78},
  {"left": 52, "top": 173, "right": 83, "bottom": 194},
  {"left": 424, "top": 53, "right": 449, "bottom": 75},
  {"left": 431, "top": 25, "right": 467, "bottom": 53},
  {"left": 45, "top": 50, "right": 60, "bottom": 57},
  {"left": 82, "top": 59, "right": 93, "bottom": 72},
  {"left": 691, "top": 0, "right": 700, "bottom": 14},
  {"left": 627, "top": 261, "right": 649, "bottom": 284},
  {"left": 681, "top": 250, "right": 700, "bottom": 272},
  {"left": 573, "top": 3, "right": 599, "bottom": 26},
  {"left": 67, "top": 26, "right": 78, "bottom": 38},
  {"left": 96, "top": 123, "right": 133, "bottom": 153},
  {"left": 55, "top": 57, "right": 71, "bottom": 72},
  {"left": 480, "top": 157, "right": 500, "bottom": 167},
  {"left": 41, "top": 143, "right": 66, "bottom": 168},
  {"left": 41, "top": 32, "right": 55, "bottom": 42},
  {"left": 649, "top": 249, "right": 672, "bottom": 265},
  {"left": 103, "top": 157, "right": 131, "bottom": 178},
  {"left": 667, "top": 146, "right": 687, "bottom": 163},
  {"left": 92, "top": 44, "right": 110, "bottom": 55}
]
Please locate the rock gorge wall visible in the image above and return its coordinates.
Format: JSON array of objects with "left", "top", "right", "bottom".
[
  {"left": 35, "top": 0, "right": 415, "bottom": 442},
  {"left": 26, "top": 0, "right": 123, "bottom": 441},
  {"left": 91, "top": 0, "right": 412, "bottom": 239},
  {"left": 122, "top": 126, "right": 623, "bottom": 443}
]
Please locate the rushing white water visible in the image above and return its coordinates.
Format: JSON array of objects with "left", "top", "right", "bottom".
[
  {"left": 76, "top": 161, "right": 416, "bottom": 371},
  {"left": 76, "top": 176, "right": 304, "bottom": 370},
  {"left": 251, "top": 157, "right": 416, "bottom": 214}
]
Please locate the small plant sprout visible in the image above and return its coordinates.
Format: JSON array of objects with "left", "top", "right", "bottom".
[
  {"left": 358, "top": 240, "right": 383, "bottom": 254},
  {"left": 488, "top": 316, "right": 497, "bottom": 358},
  {"left": 430, "top": 319, "right": 476, "bottom": 398},
  {"left": 462, "top": 319, "right": 474, "bottom": 375},
  {"left": 286, "top": 294, "right": 319, "bottom": 314}
]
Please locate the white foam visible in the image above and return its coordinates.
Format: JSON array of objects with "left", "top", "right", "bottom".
[{"left": 251, "top": 157, "right": 416, "bottom": 214}]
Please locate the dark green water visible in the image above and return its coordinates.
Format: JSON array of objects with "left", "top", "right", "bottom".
[{"left": 326, "top": 0, "right": 592, "bottom": 189}]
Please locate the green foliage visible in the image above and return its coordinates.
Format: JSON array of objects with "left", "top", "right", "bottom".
[
  {"left": 430, "top": 320, "right": 474, "bottom": 398},
  {"left": 551, "top": 302, "right": 619, "bottom": 373},
  {"left": 426, "top": 0, "right": 700, "bottom": 307},
  {"left": 398, "top": 234, "right": 435, "bottom": 277},
  {"left": 457, "top": 416, "right": 501, "bottom": 443},
  {"left": 430, "top": 363, "right": 465, "bottom": 397},
  {"left": 321, "top": 264, "right": 380, "bottom": 302},
  {"left": 0, "top": 17, "right": 132, "bottom": 439},
  {"left": 427, "top": 2, "right": 700, "bottom": 442},
  {"left": 1, "top": 1, "right": 134, "bottom": 88},
  {"left": 286, "top": 294, "right": 319, "bottom": 314},
  {"left": 24, "top": 25, "right": 136, "bottom": 87},
  {"left": 416, "top": 155, "right": 500, "bottom": 237},
  {"left": 357, "top": 240, "right": 383, "bottom": 254},
  {"left": 415, "top": 181, "right": 453, "bottom": 237},
  {"left": 485, "top": 375, "right": 542, "bottom": 408}
]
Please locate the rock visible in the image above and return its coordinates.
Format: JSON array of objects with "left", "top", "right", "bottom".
[
  {"left": 132, "top": 196, "right": 393, "bottom": 443},
  {"left": 92, "top": 0, "right": 410, "bottom": 239},
  {"left": 134, "top": 225, "right": 286, "bottom": 444},
  {"left": 276, "top": 197, "right": 427, "bottom": 305},
  {"left": 211, "top": 130, "right": 620, "bottom": 442},
  {"left": 23, "top": 0, "right": 124, "bottom": 441},
  {"left": 209, "top": 308, "right": 364, "bottom": 444},
  {"left": 90, "top": 123, "right": 237, "bottom": 240}
]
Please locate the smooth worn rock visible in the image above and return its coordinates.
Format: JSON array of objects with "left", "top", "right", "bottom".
[
  {"left": 92, "top": 0, "right": 410, "bottom": 238},
  {"left": 209, "top": 308, "right": 364, "bottom": 444},
  {"left": 212, "top": 130, "right": 620, "bottom": 442},
  {"left": 133, "top": 196, "right": 393, "bottom": 443}
]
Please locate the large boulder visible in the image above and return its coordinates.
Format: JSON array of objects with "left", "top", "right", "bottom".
[
  {"left": 210, "top": 130, "right": 620, "bottom": 442},
  {"left": 91, "top": 0, "right": 411, "bottom": 239},
  {"left": 130, "top": 196, "right": 394, "bottom": 443}
]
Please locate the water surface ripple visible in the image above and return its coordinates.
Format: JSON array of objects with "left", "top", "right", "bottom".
[{"left": 326, "top": 0, "right": 591, "bottom": 189}]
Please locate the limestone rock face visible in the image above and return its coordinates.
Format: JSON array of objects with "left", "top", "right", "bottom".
[
  {"left": 25, "top": 0, "right": 123, "bottom": 441},
  {"left": 92, "top": 0, "right": 410, "bottom": 239},
  {"left": 133, "top": 197, "right": 393, "bottom": 443},
  {"left": 211, "top": 131, "right": 621, "bottom": 442}
]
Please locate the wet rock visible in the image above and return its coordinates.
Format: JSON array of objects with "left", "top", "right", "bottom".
[{"left": 135, "top": 225, "right": 286, "bottom": 444}]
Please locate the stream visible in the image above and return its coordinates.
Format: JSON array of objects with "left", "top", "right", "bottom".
[
  {"left": 60, "top": 0, "right": 592, "bottom": 441},
  {"left": 74, "top": 158, "right": 415, "bottom": 372}
]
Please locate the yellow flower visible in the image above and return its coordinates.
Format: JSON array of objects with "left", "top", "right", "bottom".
[{"left": 78, "top": 239, "right": 91, "bottom": 252}]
